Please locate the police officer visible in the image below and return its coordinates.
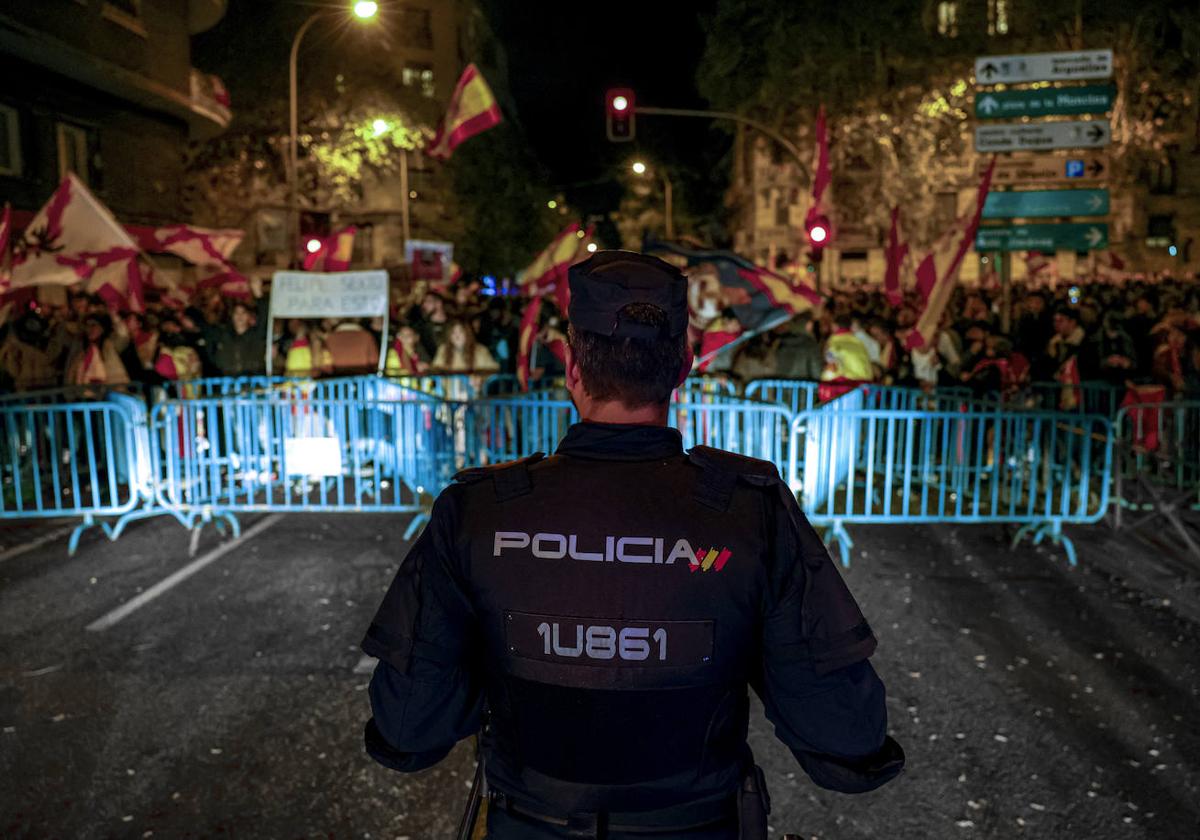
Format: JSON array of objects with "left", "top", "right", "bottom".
[{"left": 361, "top": 251, "right": 905, "bottom": 839}]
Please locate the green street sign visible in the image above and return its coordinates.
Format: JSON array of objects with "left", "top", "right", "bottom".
[
  {"left": 982, "top": 189, "right": 1109, "bottom": 219},
  {"left": 976, "top": 223, "right": 1108, "bottom": 252},
  {"left": 975, "top": 85, "right": 1115, "bottom": 119}
]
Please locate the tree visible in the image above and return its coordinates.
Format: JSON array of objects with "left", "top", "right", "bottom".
[{"left": 697, "top": 0, "right": 1200, "bottom": 252}]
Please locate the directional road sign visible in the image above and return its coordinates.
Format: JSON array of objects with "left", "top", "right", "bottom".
[
  {"left": 975, "top": 223, "right": 1109, "bottom": 252},
  {"left": 975, "top": 120, "right": 1109, "bottom": 152},
  {"left": 982, "top": 189, "right": 1109, "bottom": 219},
  {"left": 977, "top": 153, "right": 1108, "bottom": 185},
  {"left": 975, "top": 85, "right": 1115, "bottom": 119},
  {"left": 975, "top": 49, "right": 1113, "bottom": 85}
]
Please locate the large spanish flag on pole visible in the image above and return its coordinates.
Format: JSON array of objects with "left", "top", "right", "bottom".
[
  {"left": 519, "top": 223, "right": 590, "bottom": 296},
  {"left": 904, "top": 158, "right": 995, "bottom": 351},
  {"left": 427, "top": 64, "right": 503, "bottom": 160},
  {"left": 516, "top": 295, "right": 542, "bottom": 391}
]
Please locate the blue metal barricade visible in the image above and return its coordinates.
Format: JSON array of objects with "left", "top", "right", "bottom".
[
  {"left": 145, "top": 385, "right": 450, "bottom": 541},
  {"left": 788, "top": 403, "right": 1112, "bottom": 567},
  {"left": 744, "top": 378, "right": 820, "bottom": 414},
  {"left": 1028, "top": 381, "right": 1121, "bottom": 417},
  {"left": 1111, "top": 400, "right": 1200, "bottom": 554},
  {"left": 0, "top": 394, "right": 145, "bottom": 552}
]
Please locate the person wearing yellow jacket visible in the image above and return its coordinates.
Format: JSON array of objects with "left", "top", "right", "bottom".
[{"left": 822, "top": 313, "right": 874, "bottom": 382}]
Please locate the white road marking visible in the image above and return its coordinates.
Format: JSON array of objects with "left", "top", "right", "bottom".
[
  {"left": 353, "top": 655, "right": 376, "bottom": 675},
  {"left": 0, "top": 525, "right": 75, "bottom": 565},
  {"left": 85, "top": 514, "right": 284, "bottom": 633}
]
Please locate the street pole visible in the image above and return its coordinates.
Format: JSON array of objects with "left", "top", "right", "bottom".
[
  {"left": 999, "top": 253, "right": 1012, "bottom": 334},
  {"left": 662, "top": 174, "right": 673, "bottom": 239},
  {"left": 400, "top": 148, "right": 411, "bottom": 246},
  {"left": 288, "top": 12, "right": 323, "bottom": 266},
  {"left": 635, "top": 105, "right": 811, "bottom": 180}
]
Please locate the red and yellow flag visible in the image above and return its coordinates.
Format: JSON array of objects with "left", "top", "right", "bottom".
[
  {"left": 904, "top": 158, "right": 995, "bottom": 351},
  {"left": 303, "top": 226, "right": 356, "bottom": 272},
  {"left": 516, "top": 295, "right": 542, "bottom": 391},
  {"left": 427, "top": 64, "right": 502, "bottom": 160},
  {"left": 520, "top": 223, "right": 591, "bottom": 296}
]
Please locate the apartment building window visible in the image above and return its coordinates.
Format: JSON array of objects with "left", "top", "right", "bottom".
[
  {"left": 937, "top": 2, "right": 958, "bottom": 37},
  {"left": 987, "top": 0, "right": 1010, "bottom": 35},
  {"left": 0, "top": 105, "right": 22, "bottom": 176},
  {"left": 1149, "top": 147, "right": 1178, "bottom": 195},
  {"left": 1146, "top": 215, "right": 1175, "bottom": 249},
  {"left": 57, "top": 122, "right": 91, "bottom": 183},
  {"left": 402, "top": 63, "right": 436, "bottom": 98},
  {"left": 397, "top": 8, "right": 434, "bottom": 50}
]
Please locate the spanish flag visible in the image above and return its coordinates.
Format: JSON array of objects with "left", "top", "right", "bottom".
[
  {"left": 303, "top": 226, "right": 357, "bottom": 271},
  {"left": 516, "top": 295, "right": 542, "bottom": 391},
  {"left": 520, "top": 223, "right": 590, "bottom": 296},
  {"left": 427, "top": 64, "right": 503, "bottom": 160}
]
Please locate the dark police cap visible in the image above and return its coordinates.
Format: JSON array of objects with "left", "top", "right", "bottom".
[{"left": 568, "top": 250, "right": 688, "bottom": 340}]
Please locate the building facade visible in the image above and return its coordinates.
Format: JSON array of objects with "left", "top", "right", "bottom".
[
  {"left": 0, "top": 0, "right": 230, "bottom": 225},
  {"left": 727, "top": 1, "right": 1199, "bottom": 287}
]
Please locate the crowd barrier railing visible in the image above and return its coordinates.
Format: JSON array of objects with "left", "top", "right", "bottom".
[
  {"left": 1111, "top": 400, "right": 1200, "bottom": 555},
  {"left": 788, "top": 399, "right": 1112, "bottom": 568},
  {"left": 145, "top": 386, "right": 451, "bottom": 544},
  {"left": 1, "top": 393, "right": 146, "bottom": 553},
  {"left": 1027, "top": 381, "right": 1121, "bottom": 417},
  {"left": 744, "top": 379, "right": 821, "bottom": 414}
]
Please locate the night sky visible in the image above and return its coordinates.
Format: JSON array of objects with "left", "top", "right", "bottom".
[
  {"left": 196, "top": 0, "right": 731, "bottom": 235},
  {"left": 480, "top": 0, "right": 728, "bottom": 223}
]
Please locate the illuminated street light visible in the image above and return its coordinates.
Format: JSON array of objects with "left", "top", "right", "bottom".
[
  {"left": 547, "top": 200, "right": 557, "bottom": 209},
  {"left": 629, "top": 160, "right": 673, "bottom": 239},
  {"left": 306, "top": 238, "right": 323, "bottom": 254},
  {"left": 371, "top": 118, "right": 389, "bottom": 137},
  {"left": 586, "top": 242, "right": 598, "bottom": 253},
  {"left": 288, "top": 2, "right": 378, "bottom": 260}
]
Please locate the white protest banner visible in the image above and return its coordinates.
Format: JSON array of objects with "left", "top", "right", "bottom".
[{"left": 269, "top": 270, "right": 389, "bottom": 319}]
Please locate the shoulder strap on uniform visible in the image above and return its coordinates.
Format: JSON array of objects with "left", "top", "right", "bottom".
[
  {"left": 453, "top": 452, "right": 545, "bottom": 502},
  {"left": 688, "top": 449, "right": 738, "bottom": 512}
]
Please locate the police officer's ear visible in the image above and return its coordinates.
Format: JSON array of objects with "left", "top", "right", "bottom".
[
  {"left": 564, "top": 343, "right": 581, "bottom": 392},
  {"left": 677, "top": 344, "right": 694, "bottom": 387}
]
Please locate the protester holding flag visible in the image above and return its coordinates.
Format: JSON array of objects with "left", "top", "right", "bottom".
[
  {"left": 61, "top": 306, "right": 131, "bottom": 387},
  {"left": 384, "top": 325, "right": 428, "bottom": 377}
]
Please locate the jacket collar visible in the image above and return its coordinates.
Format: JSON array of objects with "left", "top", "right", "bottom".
[{"left": 556, "top": 422, "right": 684, "bottom": 461}]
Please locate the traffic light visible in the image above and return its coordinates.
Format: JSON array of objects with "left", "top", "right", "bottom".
[
  {"left": 606, "top": 88, "right": 635, "bottom": 142},
  {"left": 805, "top": 213, "right": 830, "bottom": 250}
]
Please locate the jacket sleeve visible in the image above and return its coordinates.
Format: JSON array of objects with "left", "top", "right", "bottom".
[
  {"left": 755, "top": 484, "right": 904, "bottom": 793},
  {"left": 361, "top": 488, "right": 484, "bottom": 772}
]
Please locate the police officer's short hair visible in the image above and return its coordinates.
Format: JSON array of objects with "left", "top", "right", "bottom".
[{"left": 568, "top": 304, "right": 687, "bottom": 408}]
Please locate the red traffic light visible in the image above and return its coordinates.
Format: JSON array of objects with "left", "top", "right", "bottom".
[
  {"left": 805, "top": 212, "right": 831, "bottom": 248},
  {"left": 606, "top": 88, "right": 636, "bottom": 142}
]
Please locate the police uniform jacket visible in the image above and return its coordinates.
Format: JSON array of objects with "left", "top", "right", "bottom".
[{"left": 362, "top": 422, "right": 903, "bottom": 827}]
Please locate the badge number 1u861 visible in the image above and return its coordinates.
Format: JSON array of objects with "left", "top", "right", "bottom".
[{"left": 505, "top": 611, "right": 714, "bottom": 667}]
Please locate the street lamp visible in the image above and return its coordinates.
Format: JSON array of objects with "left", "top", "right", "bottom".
[
  {"left": 353, "top": 0, "right": 378, "bottom": 18},
  {"left": 371, "top": 118, "right": 389, "bottom": 137},
  {"left": 630, "top": 160, "right": 673, "bottom": 239},
  {"left": 288, "top": 2, "right": 378, "bottom": 262}
]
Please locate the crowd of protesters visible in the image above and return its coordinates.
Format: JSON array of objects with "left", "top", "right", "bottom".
[
  {"left": 0, "top": 276, "right": 525, "bottom": 394},
  {"left": 3, "top": 270, "right": 1199, "bottom": 407},
  {"left": 719, "top": 276, "right": 1200, "bottom": 405}
]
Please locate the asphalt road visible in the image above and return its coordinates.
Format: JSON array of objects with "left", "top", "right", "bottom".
[{"left": 2, "top": 511, "right": 1198, "bottom": 839}]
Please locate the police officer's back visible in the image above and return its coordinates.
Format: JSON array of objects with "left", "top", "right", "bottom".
[{"left": 362, "top": 251, "right": 904, "bottom": 839}]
